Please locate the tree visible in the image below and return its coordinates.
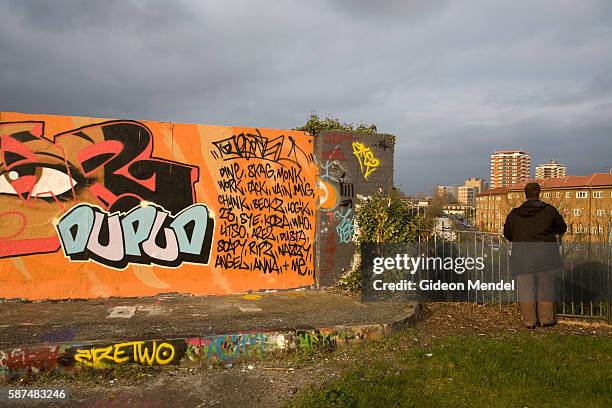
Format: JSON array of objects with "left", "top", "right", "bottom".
[
  {"left": 356, "top": 189, "right": 430, "bottom": 244},
  {"left": 295, "top": 113, "right": 377, "bottom": 135},
  {"left": 425, "top": 198, "right": 445, "bottom": 219}
]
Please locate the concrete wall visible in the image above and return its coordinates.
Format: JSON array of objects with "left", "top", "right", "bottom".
[
  {"left": 316, "top": 131, "right": 395, "bottom": 286},
  {"left": 0, "top": 113, "right": 394, "bottom": 299},
  {"left": 0, "top": 325, "right": 388, "bottom": 378}
]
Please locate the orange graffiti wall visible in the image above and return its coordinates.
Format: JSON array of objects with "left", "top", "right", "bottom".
[{"left": 0, "top": 112, "right": 319, "bottom": 299}]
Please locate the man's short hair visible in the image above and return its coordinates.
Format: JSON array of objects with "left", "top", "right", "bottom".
[{"left": 524, "top": 182, "right": 541, "bottom": 199}]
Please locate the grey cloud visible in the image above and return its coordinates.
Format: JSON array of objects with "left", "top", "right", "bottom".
[
  {"left": 6, "top": 0, "right": 196, "bottom": 32},
  {"left": 0, "top": 0, "right": 610, "bottom": 193},
  {"left": 323, "top": 0, "right": 450, "bottom": 23}
]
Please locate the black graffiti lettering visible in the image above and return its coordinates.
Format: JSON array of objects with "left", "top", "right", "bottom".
[
  {"left": 373, "top": 139, "right": 392, "bottom": 151},
  {"left": 239, "top": 212, "right": 261, "bottom": 228},
  {"left": 290, "top": 216, "right": 311, "bottom": 229},
  {"left": 293, "top": 183, "right": 313, "bottom": 197},
  {"left": 219, "top": 223, "right": 247, "bottom": 239},
  {"left": 212, "top": 131, "right": 313, "bottom": 168},
  {"left": 270, "top": 183, "right": 293, "bottom": 198},
  {"left": 252, "top": 197, "right": 284, "bottom": 213},
  {"left": 218, "top": 194, "right": 251, "bottom": 211},
  {"left": 217, "top": 239, "right": 247, "bottom": 255},
  {"left": 278, "top": 243, "right": 311, "bottom": 257},
  {"left": 285, "top": 200, "right": 313, "bottom": 216},
  {"left": 339, "top": 182, "right": 354, "bottom": 197},
  {"left": 247, "top": 163, "right": 275, "bottom": 179},
  {"left": 252, "top": 226, "right": 275, "bottom": 241},
  {"left": 248, "top": 241, "right": 274, "bottom": 257},
  {"left": 212, "top": 131, "right": 315, "bottom": 280},
  {"left": 217, "top": 178, "right": 244, "bottom": 194},
  {"left": 276, "top": 167, "right": 303, "bottom": 184},
  {"left": 338, "top": 199, "right": 353, "bottom": 208},
  {"left": 247, "top": 180, "right": 269, "bottom": 195},
  {"left": 219, "top": 163, "right": 244, "bottom": 179},
  {"left": 219, "top": 207, "right": 236, "bottom": 222},
  {"left": 291, "top": 258, "right": 309, "bottom": 276},
  {"left": 215, "top": 253, "right": 250, "bottom": 270},
  {"left": 264, "top": 214, "right": 292, "bottom": 228},
  {"left": 253, "top": 257, "right": 280, "bottom": 274},
  {"left": 278, "top": 230, "right": 307, "bottom": 244}
]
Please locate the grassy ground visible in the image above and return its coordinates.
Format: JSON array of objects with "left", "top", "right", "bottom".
[
  {"left": 290, "top": 304, "right": 612, "bottom": 408},
  {"left": 4, "top": 303, "right": 609, "bottom": 407}
]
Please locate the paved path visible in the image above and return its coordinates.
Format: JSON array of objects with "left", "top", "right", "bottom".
[{"left": 0, "top": 291, "right": 411, "bottom": 347}]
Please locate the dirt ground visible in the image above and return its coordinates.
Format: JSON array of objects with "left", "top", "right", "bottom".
[{"left": 11, "top": 303, "right": 611, "bottom": 408}]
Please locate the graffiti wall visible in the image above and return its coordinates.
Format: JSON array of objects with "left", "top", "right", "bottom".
[
  {"left": 0, "top": 112, "right": 318, "bottom": 299},
  {"left": 317, "top": 131, "right": 395, "bottom": 286},
  {"left": 0, "top": 325, "right": 386, "bottom": 378}
]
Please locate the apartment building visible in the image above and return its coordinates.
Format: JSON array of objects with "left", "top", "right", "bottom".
[
  {"left": 476, "top": 173, "right": 612, "bottom": 241},
  {"left": 458, "top": 185, "right": 477, "bottom": 206},
  {"left": 535, "top": 159, "right": 567, "bottom": 179},
  {"left": 443, "top": 203, "right": 474, "bottom": 218},
  {"left": 436, "top": 185, "right": 458, "bottom": 202},
  {"left": 464, "top": 177, "right": 488, "bottom": 194},
  {"left": 490, "top": 150, "right": 531, "bottom": 188}
]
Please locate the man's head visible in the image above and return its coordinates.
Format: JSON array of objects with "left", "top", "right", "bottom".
[{"left": 524, "top": 182, "right": 541, "bottom": 200}]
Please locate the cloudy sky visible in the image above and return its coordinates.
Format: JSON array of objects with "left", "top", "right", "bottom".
[{"left": 1, "top": 0, "right": 611, "bottom": 194}]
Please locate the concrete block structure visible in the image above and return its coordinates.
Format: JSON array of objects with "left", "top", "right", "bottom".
[{"left": 0, "top": 112, "right": 394, "bottom": 299}]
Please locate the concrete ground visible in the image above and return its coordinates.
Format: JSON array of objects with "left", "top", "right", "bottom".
[
  {"left": 0, "top": 290, "right": 416, "bottom": 407},
  {"left": 0, "top": 290, "right": 411, "bottom": 348}
]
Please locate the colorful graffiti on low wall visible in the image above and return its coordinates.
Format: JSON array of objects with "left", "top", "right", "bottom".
[
  {"left": 317, "top": 131, "right": 395, "bottom": 286},
  {"left": 0, "top": 113, "right": 395, "bottom": 299},
  {"left": 0, "top": 325, "right": 386, "bottom": 378},
  {"left": 0, "top": 112, "right": 317, "bottom": 299}
]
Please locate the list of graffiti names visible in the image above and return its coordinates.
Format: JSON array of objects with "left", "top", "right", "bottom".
[{"left": 215, "top": 158, "right": 315, "bottom": 276}]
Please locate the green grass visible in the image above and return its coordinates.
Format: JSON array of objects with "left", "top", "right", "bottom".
[{"left": 290, "top": 334, "right": 612, "bottom": 408}]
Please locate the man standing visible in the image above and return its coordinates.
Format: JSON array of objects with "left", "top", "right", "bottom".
[{"left": 503, "top": 182, "right": 567, "bottom": 328}]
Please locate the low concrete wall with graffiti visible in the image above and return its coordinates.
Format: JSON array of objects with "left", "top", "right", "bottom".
[
  {"left": 0, "top": 325, "right": 387, "bottom": 378},
  {"left": 317, "top": 131, "right": 395, "bottom": 286},
  {"left": 0, "top": 113, "right": 394, "bottom": 299}
]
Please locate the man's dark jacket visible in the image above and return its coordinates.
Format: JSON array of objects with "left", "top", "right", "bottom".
[{"left": 503, "top": 199, "right": 567, "bottom": 275}]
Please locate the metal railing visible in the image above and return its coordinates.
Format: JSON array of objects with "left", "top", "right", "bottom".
[{"left": 417, "top": 229, "right": 611, "bottom": 323}]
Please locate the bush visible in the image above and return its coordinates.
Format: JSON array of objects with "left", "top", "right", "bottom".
[
  {"left": 338, "top": 189, "right": 431, "bottom": 291},
  {"left": 295, "top": 114, "right": 377, "bottom": 136}
]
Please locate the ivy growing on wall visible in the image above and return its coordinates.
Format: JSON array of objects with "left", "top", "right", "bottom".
[
  {"left": 338, "top": 189, "right": 431, "bottom": 291},
  {"left": 295, "top": 113, "right": 377, "bottom": 136}
]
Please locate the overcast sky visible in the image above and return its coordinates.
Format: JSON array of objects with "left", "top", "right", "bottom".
[{"left": 1, "top": 0, "right": 611, "bottom": 194}]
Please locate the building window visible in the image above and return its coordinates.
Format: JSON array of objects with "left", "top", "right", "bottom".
[
  {"left": 576, "top": 191, "right": 587, "bottom": 198},
  {"left": 566, "top": 192, "right": 571, "bottom": 198},
  {"left": 543, "top": 192, "right": 551, "bottom": 198},
  {"left": 593, "top": 191, "right": 603, "bottom": 198},
  {"left": 573, "top": 209, "right": 582, "bottom": 216},
  {"left": 597, "top": 209, "right": 605, "bottom": 217},
  {"left": 555, "top": 192, "right": 561, "bottom": 198}
]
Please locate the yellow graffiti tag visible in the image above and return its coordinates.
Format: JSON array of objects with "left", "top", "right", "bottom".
[
  {"left": 74, "top": 341, "right": 175, "bottom": 368},
  {"left": 351, "top": 142, "right": 380, "bottom": 180}
]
